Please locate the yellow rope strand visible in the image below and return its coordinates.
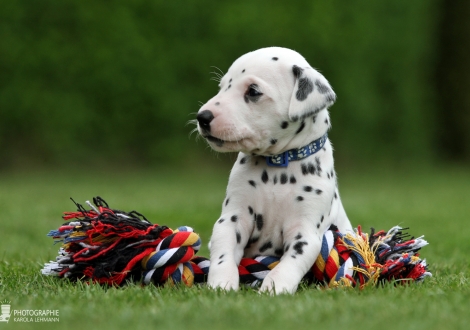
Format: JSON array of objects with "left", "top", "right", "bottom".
[{"left": 339, "top": 232, "right": 382, "bottom": 288}]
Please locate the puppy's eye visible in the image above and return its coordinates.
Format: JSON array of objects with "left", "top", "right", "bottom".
[
  {"left": 245, "top": 84, "right": 263, "bottom": 103},
  {"left": 247, "top": 84, "right": 262, "bottom": 97}
]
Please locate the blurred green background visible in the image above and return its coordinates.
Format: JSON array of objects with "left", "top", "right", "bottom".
[
  {"left": 1, "top": 3, "right": 469, "bottom": 327},
  {"left": 1, "top": 0, "right": 469, "bottom": 169}
]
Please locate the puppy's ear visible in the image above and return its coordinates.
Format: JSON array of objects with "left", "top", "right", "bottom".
[{"left": 288, "top": 65, "right": 336, "bottom": 121}]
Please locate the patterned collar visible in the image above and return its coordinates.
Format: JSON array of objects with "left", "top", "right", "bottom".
[{"left": 265, "top": 133, "right": 328, "bottom": 167}]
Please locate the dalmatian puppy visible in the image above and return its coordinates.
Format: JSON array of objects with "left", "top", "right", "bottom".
[{"left": 196, "top": 47, "right": 353, "bottom": 294}]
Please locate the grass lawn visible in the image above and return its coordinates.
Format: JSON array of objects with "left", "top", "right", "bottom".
[{"left": 0, "top": 162, "right": 469, "bottom": 330}]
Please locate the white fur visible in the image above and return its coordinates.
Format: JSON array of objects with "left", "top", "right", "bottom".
[{"left": 197, "top": 47, "right": 353, "bottom": 294}]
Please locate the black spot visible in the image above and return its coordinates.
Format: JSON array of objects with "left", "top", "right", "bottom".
[
  {"left": 295, "top": 106, "right": 323, "bottom": 121},
  {"left": 296, "top": 196, "right": 304, "bottom": 201},
  {"left": 295, "top": 233, "right": 302, "bottom": 240},
  {"left": 326, "top": 93, "right": 336, "bottom": 103},
  {"left": 296, "top": 71, "right": 314, "bottom": 101},
  {"left": 322, "top": 147, "right": 326, "bottom": 151},
  {"left": 236, "top": 231, "right": 241, "bottom": 244},
  {"left": 272, "top": 57, "right": 279, "bottom": 61},
  {"left": 334, "top": 192, "right": 338, "bottom": 199},
  {"left": 315, "top": 157, "right": 322, "bottom": 175},
  {"left": 240, "top": 157, "right": 247, "bottom": 164},
  {"left": 229, "top": 78, "right": 232, "bottom": 83},
  {"left": 256, "top": 214, "right": 263, "bottom": 231},
  {"left": 317, "top": 223, "right": 320, "bottom": 229},
  {"left": 315, "top": 189, "right": 323, "bottom": 195},
  {"left": 293, "top": 241, "right": 308, "bottom": 254},
  {"left": 308, "top": 162, "right": 315, "bottom": 175},
  {"left": 321, "top": 215, "right": 324, "bottom": 222},
  {"left": 225, "top": 198, "right": 230, "bottom": 206},
  {"left": 291, "top": 255, "right": 297, "bottom": 259},
  {"left": 245, "top": 236, "right": 258, "bottom": 249},
  {"left": 273, "top": 175, "right": 278, "bottom": 184},
  {"left": 327, "top": 173, "right": 331, "bottom": 179},
  {"left": 242, "top": 69, "right": 245, "bottom": 73},
  {"left": 219, "top": 254, "right": 225, "bottom": 259},
  {"left": 228, "top": 84, "right": 231, "bottom": 89},
  {"left": 281, "top": 121, "right": 289, "bottom": 129},
  {"left": 217, "top": 218, "right": 225, "bottom": 224},
  {"left": 248, "top": 206, "right": 254, "bottom": 215},
  {"left": 261, "top": 170, "right": 269, "bottom": 183},
  {"left": 284, "top": 244, "right": 290, "bottom": 252},
  {"left": 275, "top": 248, "right": 283, "bottom": 256},
  {"left": 249, "top": 180, "right": 256, "bottom": 187},
  {"left": 259, "top": 241, "right": 273, "bottom": 253},
  {"left": 231, "top": 215, "right": 238, "bottom": 222},
  {"left": 218, "top": 260, "right": 223, "bottom": 265},
  {"left": 292, "top": 65, "right": 303, "bottom": 78},
  {"left": 290, "top": 175, "right": 297, "bottom": 184},
  {"left": 303, "top": 186, "right": 313, "bottom": 192},
  {"left": 315, "top": 79, "right": 331, "bottom": 94},
  {"left": 312, "top": 115, "right": 317, "bottom": 123},
  {"left": 295, "top": 120, "right": 306, "bottom": 134},
  {"left": 270, "top": 138, "right": 278, "bottom": 145},
  {"left": 255, "top": 160, "right": 259, "bottom": 166},
  {"left": 215, "top": 102, "right": 220, "bottom": 106},
  {"left": 280, "top": 173, "right": 288, "bottom": 184},
  {"left": 325, "top": 118, "right": 329, "bottom": 125},
  {"left": 248, "top": 236, "right": 259, "bottom": 245},
  {"left": 303, "top": 158, "right": 322, "bottom": 176}
]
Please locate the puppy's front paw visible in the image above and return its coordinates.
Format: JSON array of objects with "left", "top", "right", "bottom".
[
  {"left": 207, "top": 263, "right": 240, "bottom": 291},
  {"left": 259, "top": 271, "right": 298, "bottom": 295}
]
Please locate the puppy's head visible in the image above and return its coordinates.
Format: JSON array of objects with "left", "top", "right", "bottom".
[{"left": 197, "top": 47, "right": 336, "bottom": 155}]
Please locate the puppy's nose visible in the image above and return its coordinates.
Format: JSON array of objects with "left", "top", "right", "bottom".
[{"left": 197, "top": 110, "right": 214, "bottom": 133}]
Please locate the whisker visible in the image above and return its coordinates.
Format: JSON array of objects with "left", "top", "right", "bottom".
[
  {"left": 189, "top": 127, "right": 201, "bottom": 140},
  {"left": 210, "top": 71, "right": 223, "bottom": 79},
  {"left": 210, "top": 66, "right": 225, "bottom": 76},
  {"left": 186, "top": 119, "right": 198, "bottom": 127}
]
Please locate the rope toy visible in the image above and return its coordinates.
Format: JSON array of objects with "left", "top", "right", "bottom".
[{"left": 42, "top": 197, "right": 431, "bottom": 289}]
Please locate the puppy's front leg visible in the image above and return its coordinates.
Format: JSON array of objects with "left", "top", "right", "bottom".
[
  {"left": 260, "top": 222, "right": 321, "bottom": 294},
  {"left": 207, "top": 214, "right": 250, "bottom": 291}
]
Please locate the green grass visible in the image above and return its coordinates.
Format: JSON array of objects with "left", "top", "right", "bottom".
[{"left": 0, "top": 163, "right": 469, "bottom": 330}]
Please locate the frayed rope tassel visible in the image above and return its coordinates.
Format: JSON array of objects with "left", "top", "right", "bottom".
[{"left": 42, "top": 197, "right": 432, "bottom": 289}]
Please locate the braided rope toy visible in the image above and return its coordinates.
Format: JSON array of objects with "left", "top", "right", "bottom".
[{"left": 42, "top": 197, "right": 431, "bottom": 289}]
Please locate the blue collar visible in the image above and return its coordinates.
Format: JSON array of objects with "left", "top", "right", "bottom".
[{"left": 265, "top": 133, "right": 328, "bottom": 167}]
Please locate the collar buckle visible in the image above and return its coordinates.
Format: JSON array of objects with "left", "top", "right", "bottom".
[{"left": 266, "top": 151, "right": 289, "bottom": 167}]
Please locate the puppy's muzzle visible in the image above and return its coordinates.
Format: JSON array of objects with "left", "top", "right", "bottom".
[
  {"left": 197, "top": 110, "right": 214, "bottom": 133},
  {"left": 197, "top": 110, "right": 225, "bottom": 146}
]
